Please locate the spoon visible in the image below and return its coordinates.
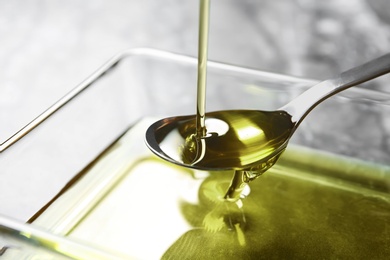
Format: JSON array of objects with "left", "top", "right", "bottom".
[{"left": 145, "top": 53, "right": 390, "bottom": 174}]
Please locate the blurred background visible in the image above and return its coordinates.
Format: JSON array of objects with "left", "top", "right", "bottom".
[{"left": 0, "top": 0, "right": 389, "bottom": 142}]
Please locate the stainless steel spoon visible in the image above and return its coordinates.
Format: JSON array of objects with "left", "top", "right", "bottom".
[{"left": 145, "top": 53, "right": 390, "bottom": 174}]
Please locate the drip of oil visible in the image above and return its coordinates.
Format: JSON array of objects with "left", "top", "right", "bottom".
[{"left": 180, "top": 110, "right": 294, "bottom": 195}]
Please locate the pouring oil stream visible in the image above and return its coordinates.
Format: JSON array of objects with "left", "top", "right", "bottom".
[{"left": 193, "top": 0, "right": 247, "bottom": 200}]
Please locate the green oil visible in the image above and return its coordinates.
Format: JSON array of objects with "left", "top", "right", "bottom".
[{"left": 32, "top": 119, "right": 390, "bottom": 259}]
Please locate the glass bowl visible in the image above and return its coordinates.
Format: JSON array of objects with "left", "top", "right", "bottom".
[{"left": 0, "top": 49, "right": 389, "bottom": 259}]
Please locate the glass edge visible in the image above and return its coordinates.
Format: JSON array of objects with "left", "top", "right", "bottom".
[{"left": 0, "top": 214, "right": 130, "bottom": 259}]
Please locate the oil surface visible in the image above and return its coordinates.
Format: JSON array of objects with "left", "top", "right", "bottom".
[
  {"left": 33, "top": 119, "right": 390, "bottom": 259},
  {"left": 162, "top": 167, "right": 390, "bottom": 259}
]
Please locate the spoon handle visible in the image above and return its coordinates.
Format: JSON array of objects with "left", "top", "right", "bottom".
[{"left": 280, "top": 53, "right": 390, "bottom": 125}]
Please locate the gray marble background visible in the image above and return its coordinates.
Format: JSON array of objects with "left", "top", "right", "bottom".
[
  {"left": 0, "top": 0, "right": 389, "bottom": 141},
  {"left": 0, "top": 1, "right": 389, "bottom": 221}
]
